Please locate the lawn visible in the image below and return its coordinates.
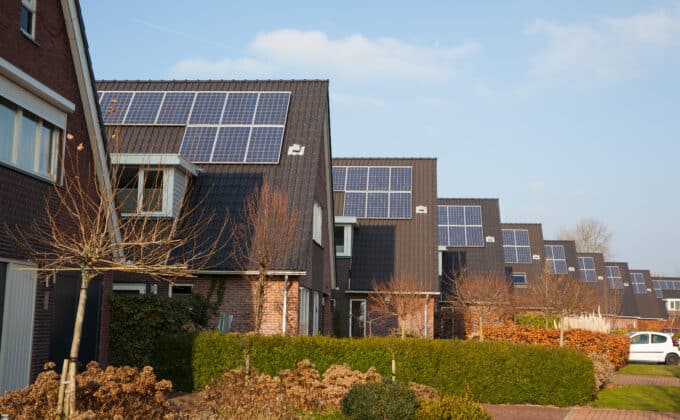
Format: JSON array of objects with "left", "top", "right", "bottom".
[
  {"left": 618, "top": 364, "right": 680, "bottom": 378},
  {"left": 592, "top": 385, "right": 680, "bottom": 412}
]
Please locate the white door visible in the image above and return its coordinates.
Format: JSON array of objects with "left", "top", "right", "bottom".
[
  {"left": 629, "top": 333, "right": 651, "bottom": 362},
  {"left": 0, "top": 262, "right": 37, "bottom": 394}
]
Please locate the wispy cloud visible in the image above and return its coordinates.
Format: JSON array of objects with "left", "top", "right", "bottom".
[
  {"left": 523, "top": 9, "right": 680, "bottom": 89},
  {"left": 168, "top": 29, "right": 479, "bottom": 82}
]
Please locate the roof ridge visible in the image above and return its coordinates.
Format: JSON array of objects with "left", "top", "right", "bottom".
[{"left": 96, "top": 79, "right": 330, "bottom": 83}]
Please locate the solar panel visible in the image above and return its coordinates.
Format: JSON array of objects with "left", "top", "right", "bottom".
[
  {"left": 368, "top": 167, "right": 390, "bottom": 191},
  {"left": 124, "top": 92, "right": 164, "bottom": 124},
  {"left": 189, "top": 92, "right": 226, "bottom": 124},
  {"left": 545, "top": 245, "right": 567, "bottom": 274},
  {"left": 504, "top": 247, "right": 517, "bottom": 263},
  {"left": 390, "top": 167, "right": 411, "bottom": 191},
  {"left": 578, "top": 257, "right": 597, "bottom": 282},
  {"left": 466, "top": 226, "right": 484, "bottom": 246},
  {"left": 502, "top": 229, "right": 532, "bottom": 264},
  {"left": 222, "top": 92, "right": 258, "bottom": 124},
  {"left": 438, "top": 205, "right": 483, "bottom": 247},
  {"left": 100, "top": 91, "right": 133, "bottom": 124},
  {"left": 438, "top": 206, "right": 448, "bottom": 225},
  {"left": 156, "top": 92, "right": 195, "bottom": 124},
  {"left": 389, "top": 192, "right": 411, "bottom": 218},
  {"left": 332, "top": 167, "right": 347, "bottom": 191},
  {"left": 606, "top": 266, "right": 623, "bottom": 289},
  {"left": 346, "top": 167, "right": 368, "bottom": 190},
  {"left": 366, "top": 192, "right": 388, "bottom": 218},
  {"left": 438, "top": 226, "right": 449, "bottom": 247},
  {"left": 212, "top": 126, "right": 250, "bottom": 162},
  {"left": 630, "top": 273, "right": 647, "bottom": 294},
  {"left": 245, "top": 126, "right": 284, "bottom": 163},
  {"left": 344, "top": 192, "right": 366, "bottom": 217},
  {"left": 254, "top": 92, "right": 290, "bottom": 125},
  {"left": 180, "top": 126, "right": 218, "bottom": 162}
]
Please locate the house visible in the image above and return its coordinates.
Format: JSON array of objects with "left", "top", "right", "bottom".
[
  {"left": 501, "top": 222, "right": 546, "bottom": 289},
  {"left": 575, "top": 252, "right": 608, "bottom": 311},
  {"left": 543, "top": 240, "right": 579, "bottom": 279},
  {"left": 628, "top": 269, "right": 667, "bottom": 321},
  {"left": 96, "top": 80, "right": 336, "bottom": 337},
  {"left": 331, "top": 158, "right": 439, "bottom": 337},
  {"left": 0, "top": 0, "right": 111, "bottom": 392},
  {"left": 651, "top": 276, "right": 680, "bottom": 325}
]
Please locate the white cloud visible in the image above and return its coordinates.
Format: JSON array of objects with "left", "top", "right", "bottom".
[
  {"left": 168, "top": 29, "right": 478, "bottom": 82},
  {"left": 524, "top": 9, "right": 680, "bottom": 87}
]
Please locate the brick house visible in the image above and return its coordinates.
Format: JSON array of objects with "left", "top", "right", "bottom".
[
  {"left": 331, "top": 158, "right": 439, "bottom": 338},
  {"left": 0, "top": 0, "right": 112, "bottom": 392},
  {"left": 95, "top": 80, "right": 336, "bottom": 339},
  {"left": 652, "top": 276, "right": 680, "bottom": 327}
]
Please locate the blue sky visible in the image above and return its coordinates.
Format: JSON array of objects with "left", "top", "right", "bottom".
[{"left": 81, "top": 1, "right": 680, "bottom": 275}]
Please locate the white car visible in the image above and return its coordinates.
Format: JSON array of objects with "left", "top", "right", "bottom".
[{"left": 628, "top": 331, "right": 680, "bottom": 365}]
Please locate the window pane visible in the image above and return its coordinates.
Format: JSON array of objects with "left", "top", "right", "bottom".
[
  {"left": 334, "top": 227, "right": 345, "bottom": 254},
  {"left": 652, "top": 334, "right": 667, "bottom": 344},
  {"left": 38, "top": 126, "right": 53, "bottom": 175},
  {"left": 142, "top": 170, "right": 164, "bottom": 212},
  {"left": 18, "top": 114, "right": 37, "bottom": 170},
  {"left": 511, "top": 274, "right": 526, "bottom": 284},
  {"left": 20, "top": 6, "right": 33, "bottom": 34},
  {"left": 0, "top": 102, "right": 14, "bottom": 161},
  {"left": 115, "top": 167, "right": 138, "bottom": 213}
]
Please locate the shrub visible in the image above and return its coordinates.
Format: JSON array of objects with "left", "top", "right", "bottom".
[
  {"left": 416, "top": 393, "right": 491, "bottom": 420},
  {"left": 280, "top": 360, "right": 326, "bottom": 412},
  {"left": 589, "top": 353, "right": 615, "bottom": 391},
  {"left": 484, "top": 324, "right": 629, "bottom": 369},
  {"left": 342, "top": 380, "right": 419, "bottom": 420},
  {"left": 0, "top": 362, "right": 173, "bottom": 419},
  {"left": 109, "top": 294, "right": 211, "bottom": 368},
  {"left": 152, "top": 333, "right": 595, "bottom": 406},
  {"left": 514, "top": 313, "right": 559, "bottom": 329}
]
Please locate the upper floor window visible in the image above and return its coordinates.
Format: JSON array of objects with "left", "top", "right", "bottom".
[
  {"left": 0, "top": 98, "right": 60, "bottom": 181},
  {"left": 335, "top": 225, "right": 354, "bottom": 257},
  {"left": 544, "top": 245, "right": 567, "bottom": 274},
  {"left": 20, "top": 0, "right": 36, "bottom": 38},
  {"left": 115, "top": 167, "right": 168, "bottom": 216},
  {"left": 313, "top": 201, "right": 322, "bottom": 245},
  {"left": 666, "top": 299, "right": 680, "bottom": 311}
]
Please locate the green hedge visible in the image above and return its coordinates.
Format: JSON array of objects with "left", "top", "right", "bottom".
[
  {"left": 109, "top": 294, "right": 211, "bottom": 368},
  {"left": 153, "top": 333, "right": 595, "bottom": 406}
]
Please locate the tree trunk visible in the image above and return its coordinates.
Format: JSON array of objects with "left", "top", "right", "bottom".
[
  {"left": 401, "top": 320, "right": 406, "bottom": 339},
  {"left": 254, "top": 269, "right": 266, "bottom": 333},
  {"left": 479, "top": 314, "right": 484, "bottom": 341},
  {"left": 57, "top": 269, "right": 94, "bottom": 418},
  {"left": 559, "top": 319, "right": 565, "bottom": 347}
]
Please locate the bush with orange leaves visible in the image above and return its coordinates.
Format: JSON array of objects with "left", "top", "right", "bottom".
[
  {"left": 0, "top": 362, "right": 174, "bottom": 419},
  {"left": 484, "top": 324, "right": 630, "bottom": 369}
]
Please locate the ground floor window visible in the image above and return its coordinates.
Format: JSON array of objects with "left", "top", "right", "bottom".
[
  {"left": 112, "top": 283, "right": 146, "bottom": 295},
  {"left": 349, "top": 299, "right": 366, "bottom": 338},
  {"left": 169, "top": 284, "right": 193, "bottom": 297},
  {"left": 299, "top": 287, "right": 310, "bottom": 335},
  {"left": 312, "top": 291, "right": 320, "bottom": 335}
]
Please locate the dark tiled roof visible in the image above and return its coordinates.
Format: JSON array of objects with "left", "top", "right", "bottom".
[{"left": 98, "top": 80, "right": 330, "bottom": 271}]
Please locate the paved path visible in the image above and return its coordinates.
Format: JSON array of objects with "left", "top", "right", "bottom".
[
  {"left": 483, "top": 405, "right": 680, "bottom": 419},
  {"left": 610, "top": 374, "right": 680, "bottom": 387}
]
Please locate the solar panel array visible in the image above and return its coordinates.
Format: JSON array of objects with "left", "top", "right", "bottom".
[
  {"left": 333, "top": 166, "right": 412, "bottom": 219},
  {"left": 98, "top": 91, "right": 291, "bottom": 164},
  {"left": 630, "top": 273, "right": 647, "bottom": 294},
  {"left": 605, "top": 266, "right": 623, "bottom": 289},
  {"left": 502, "top": 229, "right": 531, "bottom": 263},
  {"left": 544, "top": 245, "right": 568, "bottom": 274},
  {"left": 577, "top": 257, "right": 597, "bottom": 282},
  {"left": 652, "top": 279, "right": 680, "bottom": 299},
  {"left": 438, "top": 205, "right": 483, "bottom": 247}
]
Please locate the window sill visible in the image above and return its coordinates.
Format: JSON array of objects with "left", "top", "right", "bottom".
[
  {"left": 0, "top": 160, "right": 57, "bottom": 185},
  {"left": 335, "top": 254, "right": 352, "bottom": 259},
  {"left": 20, "top": 30, "right": 40, "bottom": 47},
  {"left": 121, "top": 212, "right": 173, "bottom": 219}
]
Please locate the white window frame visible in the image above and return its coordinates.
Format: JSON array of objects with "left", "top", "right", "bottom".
[
  {"left": 0, "top": 98, "right": 61, "bottom": 182},
  {"left": 119, "top": 167, "right": 173, "bottom": 217},
  {"left": 298, "top": 287, "right": 310, "bottom": 336},
  {"left": 511, "top": 272, "right": 527, "bottom": 287},
  {"left": 20, "top": 0, "right": 37, "bottom": 39},
  {"left": 168, "top": 283, "right": 193, "bottom": 297},
  {"left": 665, "top": 299, "right": 680, "bottom": 312},
  {"left": 313, "top": 201, "right": 323, "bottom": 245},
  {"left": 112, "top": 283, "right": 146, "bottom": 294},
  {"left": 312, "top": 291, "right": 320, "bottom": 335},
  {"left": 349, "top": 299, "right": 366, "bottom": 338},
  {"left": 335, "top": 224, "right": 353, "bottom": 257}
]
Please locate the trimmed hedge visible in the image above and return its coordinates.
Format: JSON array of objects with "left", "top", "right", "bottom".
[{"left": 153, "top": 333, "right": 595, "bottom": 406}]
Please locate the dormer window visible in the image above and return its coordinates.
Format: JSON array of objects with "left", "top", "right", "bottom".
[
  {"left": 115, "top": 167, "right": 168, "bottom": 216},
  {"left": 21, "top": 0, "right": 36, "bottom": 38}
]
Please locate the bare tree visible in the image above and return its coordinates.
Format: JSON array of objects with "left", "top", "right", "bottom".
[
  {"left": 231, "top": 181, "right": 299, "bottom": 334},
  {"left": 558, "top": 218, "right": 613, "bottom": 259},
  {"left": 451, "top": 272, "right": 513, "bottom": 341},
  {"left": 607, "top": 287, "right": 624, "bottom": 317},
  {"left": 367, "top": 274, "right": 430, "bottom": 339},
  {"left": 6, "top": 147, "right": 229, "bottom": 418},
  {"left": 526, "top": 264, "right": 598, "bottom": 346}
]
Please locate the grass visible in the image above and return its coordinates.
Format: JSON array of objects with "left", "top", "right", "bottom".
[
  {"left": 618, "top": 364, "right": 680, "bottom": 378},
  {"left": 592, "top": 385, "right": 680, "bottom": 412}
]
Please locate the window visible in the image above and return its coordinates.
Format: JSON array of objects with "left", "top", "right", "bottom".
[
  {"left": 511, "top": 273, "right": 527, "bottom": 286},
  {"left": 335, "top": 225, "right": 353, "bottom": 257},
  {"left": 438, "top": 205, "right": 483, "bottom": 247},
  {"left": 299, "top": 287, "right": 310, "bottom": 336},
  {"left": 544, "top": 245, "right": 568, "bottom": 274},
  {"left": 313, "top": 202, "right": 322, "bottom": 245},
  {"left": 169, "top": 284, "right": 193, "bottom": 297},
  {"left": 20, "top": 0, "right": 36, "bottom": 38},
  {"left": 112, "top": 283, "right": 146, "bottom": 295},
  {"left": 312, "top": 291, "right": 320, "bottom": 336},
  {"left": 651, "top": 334, "right": 667, "bottom": 344},
  {"left": 0, "top": 98, "right": 60, "bottom": 181},
  {"left": 502, "top": 229, "right": 531, "bottom": 263},
  {"left": 631, "top": 334, "right": 649, "bottom": 345},
  {"left": 115, "top": 167, "right": 169, "bottom": 216},
  {"left": 666, "top": 299, "right": 680, "bottom": 311},
  {"left": 349, "top": 299, "right": 366, "bottom": 338},
  {"left": 577, "top": 257, "right": 597, "bottom": 282}
]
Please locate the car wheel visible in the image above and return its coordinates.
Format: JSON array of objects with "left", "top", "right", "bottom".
[{"left": 666, "top": 354, "right": 680, "bottom": 366}]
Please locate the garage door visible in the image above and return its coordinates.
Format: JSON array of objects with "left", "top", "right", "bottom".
[{"left": 0, "top": 261, "right": 36, "bottom": 394}]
